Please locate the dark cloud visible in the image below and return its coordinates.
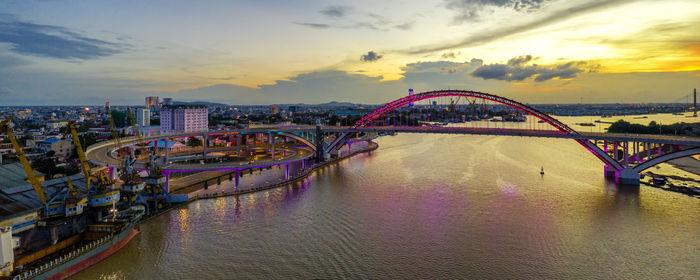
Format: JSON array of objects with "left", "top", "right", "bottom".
[
  {"left": 471, "top": 55, "right": 588, "bottom": 82},
  {"left": 293, "top": 22, "right": 331, "bottom": 28},
  {"left": 297, "top": 8, "right": 409, "bottom": 31},
  {"left": 445, "top": 0, "right": 550, "bottom": 23},
  {"left": 321, "top": 6, "right": 353, "bottom": 18},
  {"left": 360, "top": 51, "right": 383, "bottom": 62},
  {"left": 406, "top": 0, "right": 632, "bottom": 54},
  {"left": 394, "top": 22, "right": 414, "bottom": 31},
  {"left": 507, "top": 55, "right": 533, "bottom": 66},
  {"left": 0, "top": 18, "right": 125, "bottom": 59},
  {"left": 441, "top": 51, "right": 461, "bottom": 59}
]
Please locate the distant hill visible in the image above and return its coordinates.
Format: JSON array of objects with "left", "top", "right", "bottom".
[
  {"left": 316, "top": 101, "right": 358, "bottom": 107},
  {"left": 172, "top": 101, "right": 230, "bottom": 107}
]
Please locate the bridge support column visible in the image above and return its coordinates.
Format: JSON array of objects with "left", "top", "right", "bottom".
[
  {"left": 615, "top": 167, "right": 640, "bottom": 185},
  {"left": 236, "top": 134, "right": 241, "bottom": 157},
  {"left": 645, "top": 143, "right": 650, "bottom": 161},
  {"left": 235, "top": 170, "right": 240, "bottom": 187},
  {"left": 269, "top": 133, "right": 275, "bottom": 160},
  {"left": 604, "top": 165, "right": 616, "bottom": 178},
  {"left": 285, "top": 163, "right": 290, "bottom": 180},
  {"left": 164, "top": 140, "right": 169, "bottom": 164},
  {"left": 315, "top": 126, "right": 324, "bottom": 163},
  {"left": 203, "top": 133, "right": 208, "bottom": 157}
]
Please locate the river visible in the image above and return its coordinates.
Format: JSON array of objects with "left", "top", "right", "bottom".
[{"left": 73, "top": 114, "right": 700, "bottom": 279}]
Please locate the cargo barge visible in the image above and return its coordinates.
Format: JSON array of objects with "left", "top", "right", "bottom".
[{"left": 8, "top": 209, "right": 142, "bottom": 280}]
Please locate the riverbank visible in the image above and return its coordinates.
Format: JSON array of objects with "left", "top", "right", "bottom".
[
  {"left": 187, "top": 141, "right": 378, "bottom": 199},
  {"left": 138, "top": 141, "right": 377, "bottom": 221},
  {"left": 668, "top": 156, "right": 700, "bottom": 176}
]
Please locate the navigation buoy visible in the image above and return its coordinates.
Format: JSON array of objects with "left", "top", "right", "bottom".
[{"left": 540, "top": 166, "right": 545, "bottom": 175}]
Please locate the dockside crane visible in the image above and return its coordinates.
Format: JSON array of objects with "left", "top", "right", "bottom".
[
  {"left": 67, "top": 121, "right": 120, "bottom": 213},
  {"left": 1, "top": 118, "right": 48, "bottom": 211},
  {"left": 67, "top": 121, "right": 94, "bottom": 190}
]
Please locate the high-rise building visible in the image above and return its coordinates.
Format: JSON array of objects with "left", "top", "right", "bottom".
[
  {"left": 145, "top": 96, "right": 159, "bottom": 111},
  {"left": 136, "top": 108, "right": 150, "bottom": 127},
  {"left": 271, "top": 106, "right": 279, "bottom": 114},
  {"left": 160, "top": 104, "right": 208, "bottom": 133}
]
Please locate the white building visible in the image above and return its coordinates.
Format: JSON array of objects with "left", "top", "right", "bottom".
[
  {"left": 160, "top": 104, "right": 208, "bottom": 133},
  {"left": 136, "top": 108, "right": 150, "bottom": 127}
]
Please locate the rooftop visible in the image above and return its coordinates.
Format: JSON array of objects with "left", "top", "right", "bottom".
[
  {"left": 162, "top": 104, "right": 207, "bottom": 109},
  {"left": 39, "top": 138, "right": 61, "bottom": 144},
  {"left": 0, "top": 163, "right": 45, "bottom": 191}
]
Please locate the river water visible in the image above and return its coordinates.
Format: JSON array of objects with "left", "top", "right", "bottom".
[{"left": 74, "top": 114, "right": 699, "bottom": 279}]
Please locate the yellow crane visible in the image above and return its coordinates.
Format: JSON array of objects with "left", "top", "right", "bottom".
[
  {"left": 1, "top": 118, "right": 47, "bottom": 205},
  {"left": 68, "top": 121, "right": 120, "bottom": 208},
  {"left": 67, "top": 121, "right": 94, "bottom": 190},
  {"left": 67, "top": 121, "right": 115, "bottom": 190}
]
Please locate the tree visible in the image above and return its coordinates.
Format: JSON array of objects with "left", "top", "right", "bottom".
[
  {"left": 110, "top": 110, "right": 128, "bottom": 128},
  {"left": 31, "top": 155, "right": 59, "bottom": 179},
  {"left": 187, "top": 137, "right": 202, "bottom": 147},
  {"left": 329, "top": 114, "right": 340, "bottom": 126}
]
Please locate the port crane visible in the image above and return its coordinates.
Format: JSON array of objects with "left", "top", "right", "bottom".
[{"left": 67, "top": 121, "right": 120, "bottom": 211}]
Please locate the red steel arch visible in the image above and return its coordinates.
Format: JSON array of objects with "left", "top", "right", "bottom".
[{"left": 345, "top": 90, "right": 623, "bottom": 170}]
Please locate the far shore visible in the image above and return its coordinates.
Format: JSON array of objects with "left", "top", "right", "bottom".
[{"left": 668, "top": 156, "right": 700, "bottom": 176}]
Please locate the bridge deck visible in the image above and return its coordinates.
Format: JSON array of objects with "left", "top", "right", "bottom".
[{"left": 85, "top": 125, "right": 700, "bottom": 169}]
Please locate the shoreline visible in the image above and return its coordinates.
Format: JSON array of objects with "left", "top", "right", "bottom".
[
  {"left": 29, "top": 141, "right": 379, "bottom": 279},
  {"left": 189, "top": 141, "right": 379, "bottom": 199},
  {"left": 667, "top": 156, "right": 700, "bottom": 176},
  {"left": 140, "top": 141, "right": 378, "bottom": 222}
]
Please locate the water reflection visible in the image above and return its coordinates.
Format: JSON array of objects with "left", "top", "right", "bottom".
[{"left": 74, "top": 132, "right": 699, "bottom": 280}]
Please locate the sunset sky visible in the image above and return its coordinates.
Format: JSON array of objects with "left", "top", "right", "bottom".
[{"left": 1, "top": 0, "right": 699, "bottom": 105}]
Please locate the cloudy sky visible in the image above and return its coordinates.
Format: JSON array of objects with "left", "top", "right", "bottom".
[{"left": 1, "top": 0, "right": 699, "bottom": 105}]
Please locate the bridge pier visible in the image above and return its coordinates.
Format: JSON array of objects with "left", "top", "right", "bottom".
[
  {"left": 285, "top": 163, "right": 290, "bottom": 180},
  {"left": 236, "top": 134, "right": 241, "bottom": 157},
  {"left": 270, "top": 132, "right": 275, "bottom": 160},
  {"left": 164, "top": 139, "right": 169, "bottom": 164},
  {"left": 235, "top": 170, "right": 240, "bottom": 186},
  {"left": 604, "top": 165, "right": 616, "bottom": 178},
  {"left": 315, "top": 126, "right": 325, "bottom": 163},
  {"left": 615, "top": 167, "right": 640, "bottom": 185},
  {"left": 203, "top": 133, "right": 208, "bottom": 157}
]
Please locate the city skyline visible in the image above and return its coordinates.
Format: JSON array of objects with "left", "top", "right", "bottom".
[{"left": 1, "top": 0, "right": 699, "bottom": 106}]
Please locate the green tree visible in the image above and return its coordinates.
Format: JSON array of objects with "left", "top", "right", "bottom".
[
  {"left": 187, "top": 137, "right": 202, "bottom": 147},
  {"left": 111, "top": 110, "right": 128, "bottom": 128},
  {"left": 31, "top": 155, "right": 59, "bottom": 179}
]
